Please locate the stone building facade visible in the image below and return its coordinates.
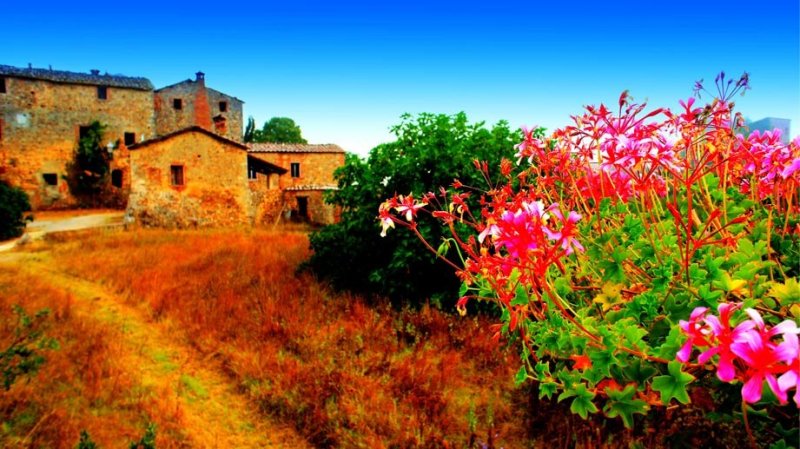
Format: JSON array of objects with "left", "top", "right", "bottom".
[
  {"left": 154, "top": 73, "right": 243, "bottom": 142},
  {"left": 247, "top": 143, "right": 345, "bottom": 224},
  {"left": 0, "top": 65, "right": 154, "bottom": 208},
  {"left": 0, "top": 65, "right": 242, "bottom": 209},
  {"left": 1, "top": 63, "right": 346, "bottom": 227}
]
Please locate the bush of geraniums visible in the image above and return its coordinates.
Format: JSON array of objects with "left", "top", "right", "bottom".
[{"left": 380, "top": 73, "right": 799, "bottom": 445}]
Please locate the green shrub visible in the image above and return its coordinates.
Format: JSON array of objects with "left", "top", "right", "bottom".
[
  {"left": 307, "top": 112, "right": 518, "bottom": 306},
  {"left": 0, "top": 180, "right": 31, "bottom": 240}
]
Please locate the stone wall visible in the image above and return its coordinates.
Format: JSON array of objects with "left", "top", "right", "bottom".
[
  {"left": 248, "top": 172, "right": 283, "bottom": 225},
  {"left": 127, "top": 130, "right": 250, "bottom": 227},
  {"left": 154, "top": 78, "right": 243, "bottom": 142},
  {"left": 0, "top": 76, "right": 154, "bottom": 208},
  {"left": 248, "top": 152, "right": 344, "bottom": 189}
]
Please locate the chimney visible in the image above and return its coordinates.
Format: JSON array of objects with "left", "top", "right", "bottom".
[
  {"left": 193, "top": 71, "right": 212, "bottom": 130},
  {"left": 90, "top": 69, "right": 100, "bottom": 76}
]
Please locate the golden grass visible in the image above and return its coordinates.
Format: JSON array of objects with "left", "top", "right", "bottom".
[{"left": 37, "top": 228, "right": 527, "bottom": 448}]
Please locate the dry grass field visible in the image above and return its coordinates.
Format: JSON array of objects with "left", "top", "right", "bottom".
[{"left": 0, "top": 228, "right": 528, "bottom": 448}]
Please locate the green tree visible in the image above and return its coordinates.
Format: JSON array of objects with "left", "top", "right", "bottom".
[
  {"left": 244, "top": 116, "right": 256, "bottom": 143},
  {"left": 0, "top": 180, "right": 31, "bottom": 240},
  {"left": 254, "top": 117, "right": 307, "bottom": 144},
  {"left": 307, "top": 112, "right": 519, "bottom": 306},
  {"left": 65, "top": 121, "right": 111, "bottom": 205}
]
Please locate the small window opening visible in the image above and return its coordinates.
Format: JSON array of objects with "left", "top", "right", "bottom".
[
  {"left": 43, "top": 173, "right": 58, "bottom": 186},
  {"left": 97, "top": 86, "right": 108, "bottom": 100},
  {"left": 111, "top": 169, "right": 123, "bottom": 188},
  {"left": 79, "top": 125, "right": 91, "bottom": 140},
  {"left": 173, "top": 98, "right": 183, "bottom": 110},
  {"left": 170, "top": 165, "right": 184, "bottom": 186},
  {"left": 219, "top": 101, "right": 228, "bottom": 112},
  {"left": 124, "top": 132, "right": 136, "bottom": 146},
  {"left": 0, "top": 77, "right": 6, "bottom": 94},
  {"left": 248, "top": 167, "right": 257, "bottom": 180},
  {"left": 290, "top": 162, "right": 300, "bottom": 178}
]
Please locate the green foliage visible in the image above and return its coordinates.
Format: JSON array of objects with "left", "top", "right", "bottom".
[
  {"left": 1, "top": 305, "right": 57, "bottom": 390},
  {"left": 243, "top": 116, "right": 256, "bottom": 142},
  {"left": 76, "top": 430, "right": 98, "bottom": 449},
  {"left": 251, "top": 117, "right": 307, "bottom": 143},
  {"left": 307, "top": 112, "right": 518, "bottom": 305},
  {"left": 602, "top": 385, "right": 648, "bottom": 428},
  {"left": 0, "top": 180, "right": 31, "bottom": 240},
  {"left": 129, "top": 423, "right": 156, "bottom": 449},
  {"left": 65, "top": 121, "right": 111, "bottom": 205}
]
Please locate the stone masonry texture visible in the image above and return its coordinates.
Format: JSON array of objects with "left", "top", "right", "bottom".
[
  {"left": 127, "top": 128, "right": 250, "bottom": 228},
  {"left": 0, "top": 74, "right": 154, "bottom": 209}
]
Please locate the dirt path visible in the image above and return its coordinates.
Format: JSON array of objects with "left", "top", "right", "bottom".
[
  {"left": 1, "top": 251, "right": 311, "bottom": 449},
  {"left": 0, "top": 211, "right": 125, "bottom": 252}
]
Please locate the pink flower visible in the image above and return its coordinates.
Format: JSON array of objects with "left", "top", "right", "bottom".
[
  {"left": 776, "top": 333, "right": 800, "bottom": 407},
  {"left": 699, "top": 303, "right": 754, "bottom": 382},
  {"left": 544, "top": 204, "right": 584, "bottom": 255},
  {"left": 730, "top": 329, "right": 787, "bottom": 404},
  {"left": 394, "top": 194, "right": 427, "bottom": 222},
  {"left": 677, "top": 306, "right": 710, "bottom": 363},
  {"left": 729, "top": 309, "right": 799, "bottom": 404}
]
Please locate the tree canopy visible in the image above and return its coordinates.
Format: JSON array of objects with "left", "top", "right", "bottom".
[
  {"left": 245, "top": 116, "right": 307, "bottom": 144},
  {"left": 307, "top": 112, "right": 519, "bottom": 306}
]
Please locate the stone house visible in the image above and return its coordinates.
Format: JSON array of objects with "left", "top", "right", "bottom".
[
  {"left": 0, "top": 64, "right": 154, "bottom": 208},
  {"left": 154, "top": 73, "right": 243, "bottom": 142},
  {"left": 127, "top": 126, "right": 284, "bottom": 227},
  {"left": 247, "top": 143, "right": 345, "bottom": 224},
  {"left": 0, "top": 63, "right": 345, "bottom": 226}
]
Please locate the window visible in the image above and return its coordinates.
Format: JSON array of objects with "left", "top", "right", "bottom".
[
  {"left": 43, "top": 173, "right": 58, "bottom": 186},
  {"left": 248, "top": 167, "right": 257, "bottom": 180},
  {"left": 170, "top": 165, "right": 184, "bottom": 186},
  {"left": 111, "top": 169, "right": 123, "bottom": 188},
  {"left": 97, "top": 86, "right": 107, "bottom": 100},
  {"left": 0, "top": 77, "right": 6, "bottom": 94},
  {"left": 219, "top": 101, "right": 227, "bottom": 112},
  {"left": 79, "top": 125, "right": 91, "bottom": 140},
  {"left": 290, "top": 162, "right": 300, "bottom": 178},
  {"left": 124, "top": 132, "right": 136, "bottom": 146},
  {"left": 173, "top": 98, "right": 183, "bottom": 110}
]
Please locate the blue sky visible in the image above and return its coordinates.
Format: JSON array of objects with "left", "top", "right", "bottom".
[{"left": 5, "top": 1, "right": 799, "bottom": 155}]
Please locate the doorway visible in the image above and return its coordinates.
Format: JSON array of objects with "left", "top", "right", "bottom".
[{"left": 296, "top": 197, "right": 308, "bottom": 221}]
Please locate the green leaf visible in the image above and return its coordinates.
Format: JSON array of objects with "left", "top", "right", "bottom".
[
  {"left": 558, "top": 384, "right": 597, "bottom": 419},
  {"left": 652, "top": 361, "right": 695, "bottom": 405},
  {"left": 622, "top": 359, "right": 657, "bottom": 385},
  {"left": 514, "top": 365, "right": 528, "bottom": 386},
  {"left": 539, "top": 382, "right": 558, "bottom": 399},
  {"left": 768, "top": 278, "right": 800, "bottom": 305},
  {"left": 603, "top": 385, "right": 648, "bottom": 429},
  {"left": 511, "top": 285, "right": 529, "bottom": 306}
]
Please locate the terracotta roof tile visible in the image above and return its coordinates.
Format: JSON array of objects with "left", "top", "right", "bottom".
[{"left": 247, "top": 143, "right": 346, "bottom": 154}]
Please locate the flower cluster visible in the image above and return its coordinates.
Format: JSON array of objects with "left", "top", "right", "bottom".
[
  {"left": 377, "top": 73, "right": 799, "bottom": 432},
  {"left": 678, "top": 304, "right": 799, "bottom": 405}
]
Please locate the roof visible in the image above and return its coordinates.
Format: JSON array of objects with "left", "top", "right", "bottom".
[
  {"left": 128, "top": 126, "right": 247, "bottom": 151},
  {"left": 247, "top": 143, "right": 346, "bottom": 154},
  {"left": 248, "top": 155, "right": 287, "bottom": 174},
  {"left": 0, "top": 64, "right": 153, "bottom": 91},
  {"left": 285, "top": 185, "right": 339, "bottom": 191},
  {"left": 155, "top": 79, "right": 244, "bottom": 103}
]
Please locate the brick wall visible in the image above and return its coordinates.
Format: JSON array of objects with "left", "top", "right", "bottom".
[
  {"left": 0, "top": 76, "right": 154, "bottom": 208},
  {"left": 127, "top": 130, "right": 250, "bottom": 227}
]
